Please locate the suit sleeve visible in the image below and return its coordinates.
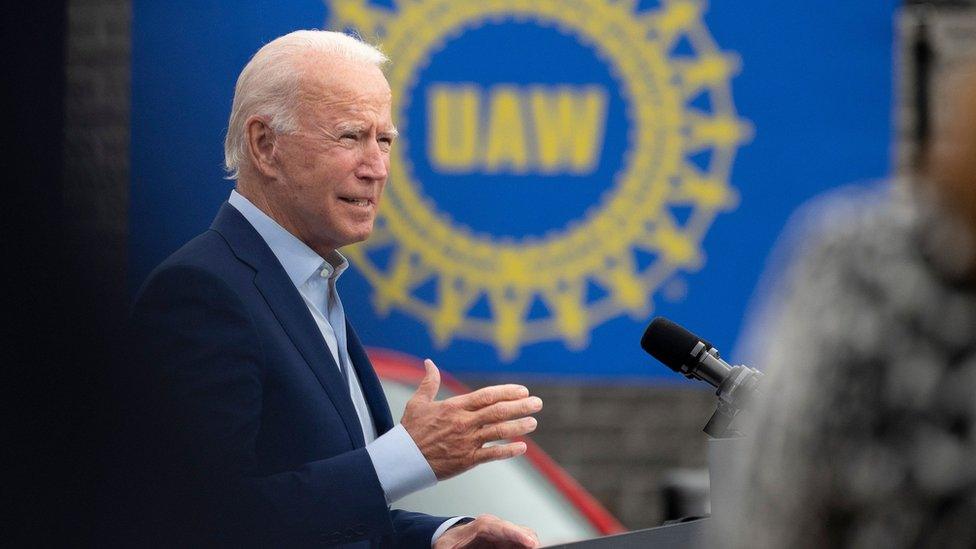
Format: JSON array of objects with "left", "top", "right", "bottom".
[
  {"left": 391, "top": 510, "right": 455, "bottom": 548},
  {"left": 129, "top": 265, "right": 445, "bottom": 547}
]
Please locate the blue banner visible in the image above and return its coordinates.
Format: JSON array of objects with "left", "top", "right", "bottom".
[{"left": 131, "top": 0, "right": 896, "bottom": 379}]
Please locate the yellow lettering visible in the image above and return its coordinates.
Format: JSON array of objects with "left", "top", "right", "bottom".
[
  {"left": 428, "top": 84, "right": 480, "bottom": 172},
  {"left": 484, "top": 86, "right": 529, "bottom": 173},
  {"left": 425, "top": 83, "right": 609, "bottom": 175},
  {"left": 529, "top": 86, "right": 607, "bottom": 174}
]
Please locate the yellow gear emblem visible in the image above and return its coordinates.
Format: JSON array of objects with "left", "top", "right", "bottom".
[{"left": 327, "top": 0, "right": 751, "bottom": 361}]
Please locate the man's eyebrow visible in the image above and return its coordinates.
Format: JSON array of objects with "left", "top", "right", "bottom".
[
  {"left": 334, "top": 121, "right": 367, "bottom": 134},
  {"left": 332, "top": 122, "right": 397, "bottom": 138}
]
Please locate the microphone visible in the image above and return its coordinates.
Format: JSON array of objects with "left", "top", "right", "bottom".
[{"left": 640, "top": 317, "right": 763, "bottom": 437}]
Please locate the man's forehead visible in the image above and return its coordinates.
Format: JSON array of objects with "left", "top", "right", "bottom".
[
  {"left": 308, "top": 90, "right": 391, "bottom": 111},
  {"left": 300, "top": 72, "right": 391, "bottom": 110},
  {"left": 306, "top": 93, "right": 393, "bottom": 123}
]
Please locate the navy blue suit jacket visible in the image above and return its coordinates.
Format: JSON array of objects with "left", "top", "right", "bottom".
[{"left": 130, "top": 203, "right": 446, "bottom": 547}]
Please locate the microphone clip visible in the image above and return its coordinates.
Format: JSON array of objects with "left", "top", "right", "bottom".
[{"left": 703, "top": 359, "right": 763, "bottom": 438}]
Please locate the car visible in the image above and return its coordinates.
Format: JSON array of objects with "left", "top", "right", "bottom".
[{"left": 368, "top": 348, "right": 625, "bottom": 546}]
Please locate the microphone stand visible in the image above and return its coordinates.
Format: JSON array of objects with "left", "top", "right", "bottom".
[{"left": 700, "top": 355, "right": 763, "bottom": 438}]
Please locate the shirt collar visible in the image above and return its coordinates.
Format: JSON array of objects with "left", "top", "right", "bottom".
[{"left": 228, "top": 190, "right": 348, "bottom": 287}]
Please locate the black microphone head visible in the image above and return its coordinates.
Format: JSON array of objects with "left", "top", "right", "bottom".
[{"left": 640, "top": 317, "right": 712, "bottom": 373}]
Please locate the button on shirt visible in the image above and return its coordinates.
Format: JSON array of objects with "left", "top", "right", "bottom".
[{"left": 228, "top": 190, "right": 437, "bottom": 504}]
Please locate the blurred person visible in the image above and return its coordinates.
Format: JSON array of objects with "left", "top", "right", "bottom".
[
  {"left": 126, "top": 30, "right": 541, "bottom": 548},
  {"left": 726, "top": 64, "right": 976, "bottom": 548}
]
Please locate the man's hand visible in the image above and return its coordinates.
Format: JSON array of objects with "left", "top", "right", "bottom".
[
  {"left": 401, "top": 359, "right": 543, "bottom": 480},
  {"left": 434, "top": 515, "right": 540, "bottom": 549}
]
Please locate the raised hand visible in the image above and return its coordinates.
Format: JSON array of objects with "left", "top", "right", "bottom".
[{"left": 400, "top": 359, "right": 543, "bottom": 480}]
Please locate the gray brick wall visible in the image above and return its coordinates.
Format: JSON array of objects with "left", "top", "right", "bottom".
[
  {"left": 64, "top": 0, "right": 976, "bottom": 535},
  {"left": 524, "top": 383, "right": 714, "bottom": 529},
  {"left": 64, "top": 0, "right": 130, "bottom": 315},
  {"left": 896, "top": 5, "right": 976, "bottom": 174},
  {"left": 454, "top": 378, "right": 715, "bottom": 529}
]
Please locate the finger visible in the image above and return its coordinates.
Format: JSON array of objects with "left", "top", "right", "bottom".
[
  {"left": 472, "top": 396, "right": 542, "bottom": 425},
  {"left": 413, "top": 359, "right": 441, "bottom": 402},
  {"left": 473, "top": 441, "right": 527, "bottom": 465},
  {"left": 516, "top": 524, "right": 539, "bottom": 543},
  {"left": 476, "top": 518, "right": 538, "bottom": 547},
  {"left": 451, "top": 384, "right": 531, "bottom": 411},
  {"left": 477, "top": 417, "right": 537, "bottom": 443},
  {"left": 518, "top": 526, "right": 540, "bottom": 546},
  {"left": 503, "top": 524, "right": 539, "bottom": 548}
]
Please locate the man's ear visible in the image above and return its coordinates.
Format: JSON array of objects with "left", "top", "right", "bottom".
[{"left": 245, "top": 116, "right": 278, "bottom": 177}]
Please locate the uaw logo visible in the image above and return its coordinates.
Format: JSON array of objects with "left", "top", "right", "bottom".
[{"left": 328, "top": 0, "right": 751, "bottom": 360}]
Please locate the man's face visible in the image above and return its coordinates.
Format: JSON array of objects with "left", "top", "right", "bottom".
[{"left": 267, "top": 59, "right": 395, "bottom": 255}]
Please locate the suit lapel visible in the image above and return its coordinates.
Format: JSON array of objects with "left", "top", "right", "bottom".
[
  {"left": 345, "top": 322, "right": 394, "bottom": 435},
  {"left": 210, "top": 203, "right": 366, "bottom": 448}
]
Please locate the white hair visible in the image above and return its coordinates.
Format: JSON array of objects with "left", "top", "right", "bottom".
[{"left": 223, "top": 30, "right": 388, "bottom": 180}]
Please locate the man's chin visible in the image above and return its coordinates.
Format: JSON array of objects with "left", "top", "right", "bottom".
[{"left": 342, "top": 227, "right": 374, "bottom": 247}]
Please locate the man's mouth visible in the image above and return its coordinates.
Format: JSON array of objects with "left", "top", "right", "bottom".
[{"left": 339, "top": 197, "right": 372, "bottom": 207}]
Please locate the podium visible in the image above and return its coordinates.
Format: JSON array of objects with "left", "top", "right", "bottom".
[
  {"left": 546, "top": 437, "right": 748, "bottom": 549},
  {"left": 545, "top": 518, "right": 706, "bottom": 548}
]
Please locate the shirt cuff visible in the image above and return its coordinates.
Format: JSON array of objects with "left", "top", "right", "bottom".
[
  {"left": 431, "top": 517, "right": 474, "bottom": 546},
  {"left": 365, "top": 424, "right": 437, "bottom": 504}
]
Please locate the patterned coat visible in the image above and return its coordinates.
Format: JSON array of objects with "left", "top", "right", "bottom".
[{"left": 729, "top": 182, "right": 976, "bottom": 548}]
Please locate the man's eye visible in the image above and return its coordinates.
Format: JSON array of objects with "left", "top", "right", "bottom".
[{"left": 341, "top": 133, "right": 358, "bottom": 140}]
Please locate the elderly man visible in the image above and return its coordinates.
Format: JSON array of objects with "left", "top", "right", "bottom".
[{"left": 130, "top": 30, "right": 541, "bottom": 547}]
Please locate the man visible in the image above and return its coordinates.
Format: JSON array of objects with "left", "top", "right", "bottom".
[{"left": 130, "top": 30, "right": 542, "bottom": 548}]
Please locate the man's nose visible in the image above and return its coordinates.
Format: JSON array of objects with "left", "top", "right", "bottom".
[{"left": 357, "top": 141, "right": 388, "bottom": 180}]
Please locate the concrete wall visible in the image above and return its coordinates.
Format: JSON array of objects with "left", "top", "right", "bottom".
[{"left": 64, "top": 0, "right": 976, "bottom": 532}]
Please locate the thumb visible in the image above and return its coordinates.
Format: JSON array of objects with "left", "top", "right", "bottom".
[{"left": 414, "top": 358, "right": 441, "bottom": 402}]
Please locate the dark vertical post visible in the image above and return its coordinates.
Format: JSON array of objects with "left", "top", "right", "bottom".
[{"left": 912, "top": 9, "right": 934, "bottom": 169}]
